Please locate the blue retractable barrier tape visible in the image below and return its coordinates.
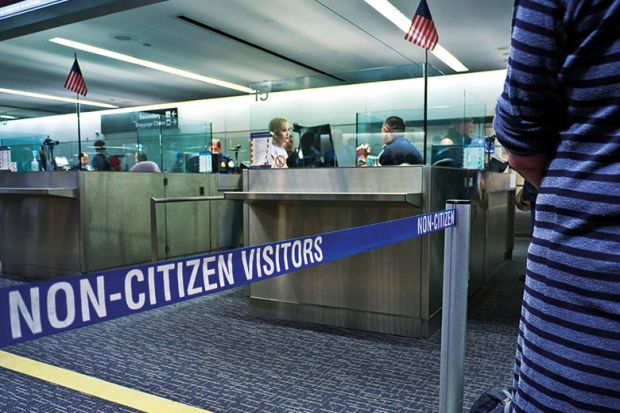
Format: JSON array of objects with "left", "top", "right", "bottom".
[{"left": 0, "top": 208, "right": 455, "bottom": 348}]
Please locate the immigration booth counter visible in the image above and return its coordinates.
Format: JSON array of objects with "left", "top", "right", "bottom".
[
  {"left": 0, "top": 119, "right": 243, "bottom": 279},
  {"left": 0, "top": 66, "right": 516, "bottom": 339},
  {"left": 226, "top": 69, "right": 516, "bottom": 338},
  {"left": 229, "top": 166, "right": 514, "bottom": 338}
]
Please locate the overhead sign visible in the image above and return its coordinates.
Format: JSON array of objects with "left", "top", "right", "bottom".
[
  {"left": 137, "top": 108, "right": 178, "bottom": 129},
  {"left": 101, "top": 108, "right": 178, "bottom": 134}
]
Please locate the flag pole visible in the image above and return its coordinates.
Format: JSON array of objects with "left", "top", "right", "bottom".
[
  {"left": 76, "top": 92, "right": 82, "bottom": 159},
  {"left": 423, "top": 48, "right": 428, "bottom": 164}
]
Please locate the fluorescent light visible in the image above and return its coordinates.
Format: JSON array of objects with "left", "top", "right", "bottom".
[
  {"left": 0, "top": 87, "right": 118, "bottom": 108},
  {"left": 0, "top": 114, "right": 17, "bottom": 119},
  {"left": 50, "top": 37, "right": 255, "bottom": 94},
  {"left": 365, "top": 0, "right": 412, "bottom": 31},
  {"left": 430, "top": 44, "right": 468, "bottom": 73},
  {"left": 364, "top": 0, "right": 469, "bottom": 72}
]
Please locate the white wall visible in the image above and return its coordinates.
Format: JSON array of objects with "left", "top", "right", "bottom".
[{"left": 0, "top": 69, "right": 507, "bottom": 141}]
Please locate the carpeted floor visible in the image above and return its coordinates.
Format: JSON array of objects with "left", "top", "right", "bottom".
[{"left": 0, "top": 239, "right": 529, "bottom": 412}]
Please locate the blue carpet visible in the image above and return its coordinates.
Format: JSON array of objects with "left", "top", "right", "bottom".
[
  {"left": 0, "top": 368, "right": 138, "bottom": 412},
  {"left": 0, "top": 239, "right": 528, "bottom": 412}
]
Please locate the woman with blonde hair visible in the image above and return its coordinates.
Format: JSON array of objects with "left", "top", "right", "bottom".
[{"left": 268, "top": 117, "right": 291, "bottom": 169}]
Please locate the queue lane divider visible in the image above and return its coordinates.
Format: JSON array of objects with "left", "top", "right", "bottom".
[{"left": 0, "top": 201, "right": 470, "bottom": 413}]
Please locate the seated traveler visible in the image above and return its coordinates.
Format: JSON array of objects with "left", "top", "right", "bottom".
[
  {"left": 356, "top": 116, "right": 423, "bottom": 166},
  {"left": 170, "top": 152, "right": 186, "bottom": 173},
  {"left": 130, "top": 151, "right": 161, "bottom": 172},
  {"left": 71, "top": 152, "right": 92, "bottom": 171},
  {"left": 440, "top": 118, "right": 474, "bottom": 146}
]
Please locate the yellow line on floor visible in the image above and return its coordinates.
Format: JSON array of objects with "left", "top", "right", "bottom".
[{"left": 0, "top": 351, "right": 211, "bottom": 413}]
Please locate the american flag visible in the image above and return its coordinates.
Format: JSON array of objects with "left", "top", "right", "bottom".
[
  {"left": 404, "top": 0, "right": 438, "bottom": 51},
  {"left": 64, "top": 57, "right": 88, "bottom": 96}
]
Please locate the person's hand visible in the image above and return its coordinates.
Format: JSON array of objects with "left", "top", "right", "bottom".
[
  {"left": 507, "top": 152, "right": 550, "bottom": 190},
  {"left": 356, "top": 144, "right": 370, "bottom": 159}
]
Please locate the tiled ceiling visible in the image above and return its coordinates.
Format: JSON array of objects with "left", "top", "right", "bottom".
[{"left": 0, "top": 0, "right": 514, "bottom": 121}]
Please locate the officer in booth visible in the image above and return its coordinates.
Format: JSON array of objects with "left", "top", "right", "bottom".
[
  {"left": 209, "top": 139, "right": 234, "bottom": 173},
  {"left": 356, "top": 116, "right": 424, "bottom": 166}
]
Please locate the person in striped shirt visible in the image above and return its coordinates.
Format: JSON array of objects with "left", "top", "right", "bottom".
[{"left": 493, "top": 0, "right": 620, "bottom": 411}]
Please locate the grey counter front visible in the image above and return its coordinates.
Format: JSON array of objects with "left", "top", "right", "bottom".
[
  {"left": 231, "top": 166, "right": 515, "bottom": 338},
  {"left": 0, "top": 171, "right": 242, "bottom": 278}
]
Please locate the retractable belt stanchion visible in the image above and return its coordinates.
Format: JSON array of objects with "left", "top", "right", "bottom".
[
  {"left": 439, "top": 200, "right": 471, "bottom": 413},
  {"left": 0, "top": 202, "right": 463, "bottom": 362}
]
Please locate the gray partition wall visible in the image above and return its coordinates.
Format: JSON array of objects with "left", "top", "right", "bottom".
[{"left": 0, "top": 171, "right": 242, "bottom": 279}]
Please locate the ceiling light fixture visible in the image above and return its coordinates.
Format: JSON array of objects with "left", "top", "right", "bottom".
[
  {"left": 50, "top": 37, "right": 254, "bottom": 94},
  {"left": 0, "top": 87, "right": 118, "bottom": 108},
  {"left": 430, "top": 45, "right": 469, "bottom": 73},
  {"left": 0, "top": 114, "right": 18, "bottom": 119},
  {"left": 364, "top": 0, "right": 469, "bottom": 73}
]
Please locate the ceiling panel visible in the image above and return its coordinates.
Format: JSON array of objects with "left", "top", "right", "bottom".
[
  {"left": 169, "top": 0, "right": 412, "bottom": 74},
  {"left": 319, "top": 0, "right": 513, "bottom": 74},
  {"left": 0, "top": 0, "right": 514, "bottom": 120}
]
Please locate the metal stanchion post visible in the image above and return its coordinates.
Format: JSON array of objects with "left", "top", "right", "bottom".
[
  {"left": 439, "top": 200, "right": 471, "bottom": 413},
  {"left": 150, "top": 198, "right": 158, "bottom": 262}
]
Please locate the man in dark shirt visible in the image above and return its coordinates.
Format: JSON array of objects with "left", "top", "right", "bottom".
[
  {"left": 90, "top": 139, "right": 114, "bottom": 171},
  {"left": 356, "top": 116, "right": 423, "bottom": 166}
]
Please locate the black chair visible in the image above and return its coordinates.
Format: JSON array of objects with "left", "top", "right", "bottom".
[{"left": 430, "top": 145, "right": 464, "bottom": 168}]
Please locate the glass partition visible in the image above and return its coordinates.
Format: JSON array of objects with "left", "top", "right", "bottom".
[
  {"left": 134, "top": 113, "right": 212, "bottom": 173},
  {"left": 248, "top": 62, "right": 490, "bottom": 170},
  {"left": 159, "top": 119, "right": 212, "bottom": 173},
  {"left": 3, "top": 63, "right": 490, "bottom": 173},
  {"left": 355, "top": 90, "right": 488, "bottom": 169},
  {"left": 48, "top": 114, "right": 212, "bottom": 172},
  {"left": 248, "top": 64, "right": 429, "bottom": 169},
  {"left": 356, "top": 109, "right": 425, "bottom": 166},
  {"left": 463, "top": 91, "right": 487, "bottom": 170},
  {"left": 0, "top": 134, "right": 48, "bottom": 172},
  {"left": 54, "top": 141, "right": 80, "bottom": 168},
  {"left": 215, "top": 132, "right": 252, "bottom": 166}
]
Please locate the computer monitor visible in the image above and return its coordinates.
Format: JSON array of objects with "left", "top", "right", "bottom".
[
  {"left": 294, "top": 124, "right": 337, "bottom": 167},
  {"left": 430, "top": 145, "right": 464, "bottom": 168}
]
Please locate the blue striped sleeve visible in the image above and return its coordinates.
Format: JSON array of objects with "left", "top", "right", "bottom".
[{"left": 493, "top": 0, "right": 564, "bottom": 155}]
